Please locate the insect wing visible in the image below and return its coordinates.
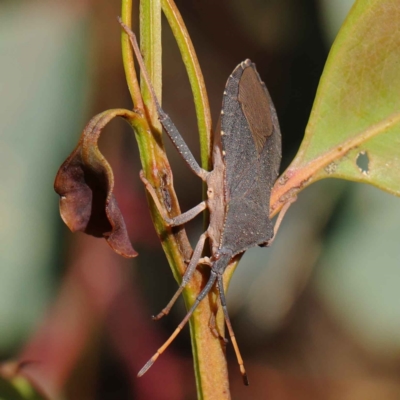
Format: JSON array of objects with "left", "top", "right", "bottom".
[{"left": 220, "top": 60, "right": 281, "bottom": 255}]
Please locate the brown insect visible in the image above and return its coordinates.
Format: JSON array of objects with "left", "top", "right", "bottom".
[{"left": 120, "top": 19, "right": 293, "bottom": 385}]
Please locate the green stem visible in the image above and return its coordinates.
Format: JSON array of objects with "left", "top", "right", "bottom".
[
  {"left": 123, "top": 0, "right": 192, "bottom": 282},
  {"left": 122, "top": 1, "right": 231, "bottom": 398},
  {"left": 121, "top": 0, "right": 143, "bottom": 109},
  {"left": 161, "top": 1, "right": 232, "bottom": 398},
  {"left": 161, "top": 0, "right": 212, "bottom": 171},
  {"left": 140, "top": 0, "right": 162, "bottom": 131}
]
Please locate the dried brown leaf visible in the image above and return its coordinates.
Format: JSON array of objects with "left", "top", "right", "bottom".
[{"left": 54, "top": 109, "right": 138, "bottom": 258}]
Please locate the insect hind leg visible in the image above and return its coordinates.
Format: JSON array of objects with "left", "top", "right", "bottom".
[
  {"left": 217, "top": 274, "right": 249, "bottom": 386},
  {"left": 153, "top": 232, "right": 209, "bottom": 320},
  {"left": 138, "top": 271, "right": 218, "bottom": 377}
]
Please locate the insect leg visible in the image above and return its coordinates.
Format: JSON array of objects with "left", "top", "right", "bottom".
[
  {"left": 208, "top": 304, "right": 228, "bottom": 342},
  {"left": 153, "top": 231, "right": 209, "bottom": 320},
  {"left": 217, "top": 274, "right": 249, "bottom": 386},
  {"left": 140, "top": 170, "right": 207, "bottom": 227},
  {"left": 208, "top": 310, "right": 219, "bottom": 337},
  {"left": 192, "top": 258, "right": 226, "bottom": 340},
  {"left": 119, "top": 19, "right": 208, "bottom": 181},
  {"left": 138, "top": 271, "right": 218, "bottom": 377}
]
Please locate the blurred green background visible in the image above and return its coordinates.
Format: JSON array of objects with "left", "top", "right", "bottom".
[{"left": 1, "top": 0, "right": 400, "bottom": 399}]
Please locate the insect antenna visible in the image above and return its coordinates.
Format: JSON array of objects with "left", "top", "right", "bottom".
[
  {"left": 118, "top": 17, "right": 208, "bottom": 180},
  {"left": 217, "top": 275, "right": 249, "bottom": 386},
  {"left": 138, "top": 271, "right": 218, "bottom": 377},
  {"left": 118, "top": 18, "right": 161, "bottom": 112}
]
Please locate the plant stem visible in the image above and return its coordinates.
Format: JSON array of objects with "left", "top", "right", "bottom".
[
  {"left": 161, "top": 0, "right": 212, "bottom": 171},
  {"left": 121, "top": 0, "right": 143, "bottom": 109},
  {"left": 122, "top": 1, "right": 232, "bottom": 398},
  {"left": 161, "top": 1, "right": 233, "bottom": 398},
  {"left": 140, "top": 0, "right": 162, "bottom": 131}
]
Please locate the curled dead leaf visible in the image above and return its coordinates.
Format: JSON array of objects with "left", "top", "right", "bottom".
[{"left": 54, "top": 109, "right": 140, "bottom": 258}]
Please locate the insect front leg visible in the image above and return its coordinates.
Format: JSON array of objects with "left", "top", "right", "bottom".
[
  {"left": 119, "top": 20, "right": 208, "bottom": 181},
  {"left": 152, "top": 231, "right": 209, "bottom": 320},
  {"left": 140, "top": 170, "right": 207, "bottom": 227}
]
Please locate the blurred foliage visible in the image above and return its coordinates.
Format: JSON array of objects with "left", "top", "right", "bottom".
[
  {"left": 0, "top": 2, "right": 89, "bottom": 353},
  {"left": 316, "top": 184, "right": 400, "bottom": 355},
  {"left": 0, "top": 377, "right": 44, "bottom": 400}
]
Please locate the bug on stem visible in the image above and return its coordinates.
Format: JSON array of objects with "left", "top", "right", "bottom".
[{"left": 119, "top": 19, "right": 293, "bottom": 385}]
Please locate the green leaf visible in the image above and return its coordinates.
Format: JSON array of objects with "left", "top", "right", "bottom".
[{"left": 271, "top": 0, "right": 400, "bottom": 212}]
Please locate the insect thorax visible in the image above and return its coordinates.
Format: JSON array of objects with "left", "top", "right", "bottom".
[{"left": 206, "top": 143, "right": 226, "bottom": 254}]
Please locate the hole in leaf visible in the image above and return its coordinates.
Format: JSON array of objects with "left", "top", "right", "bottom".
[{"left": 356, "top": 151, "right": 369, "bottom": 175}]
